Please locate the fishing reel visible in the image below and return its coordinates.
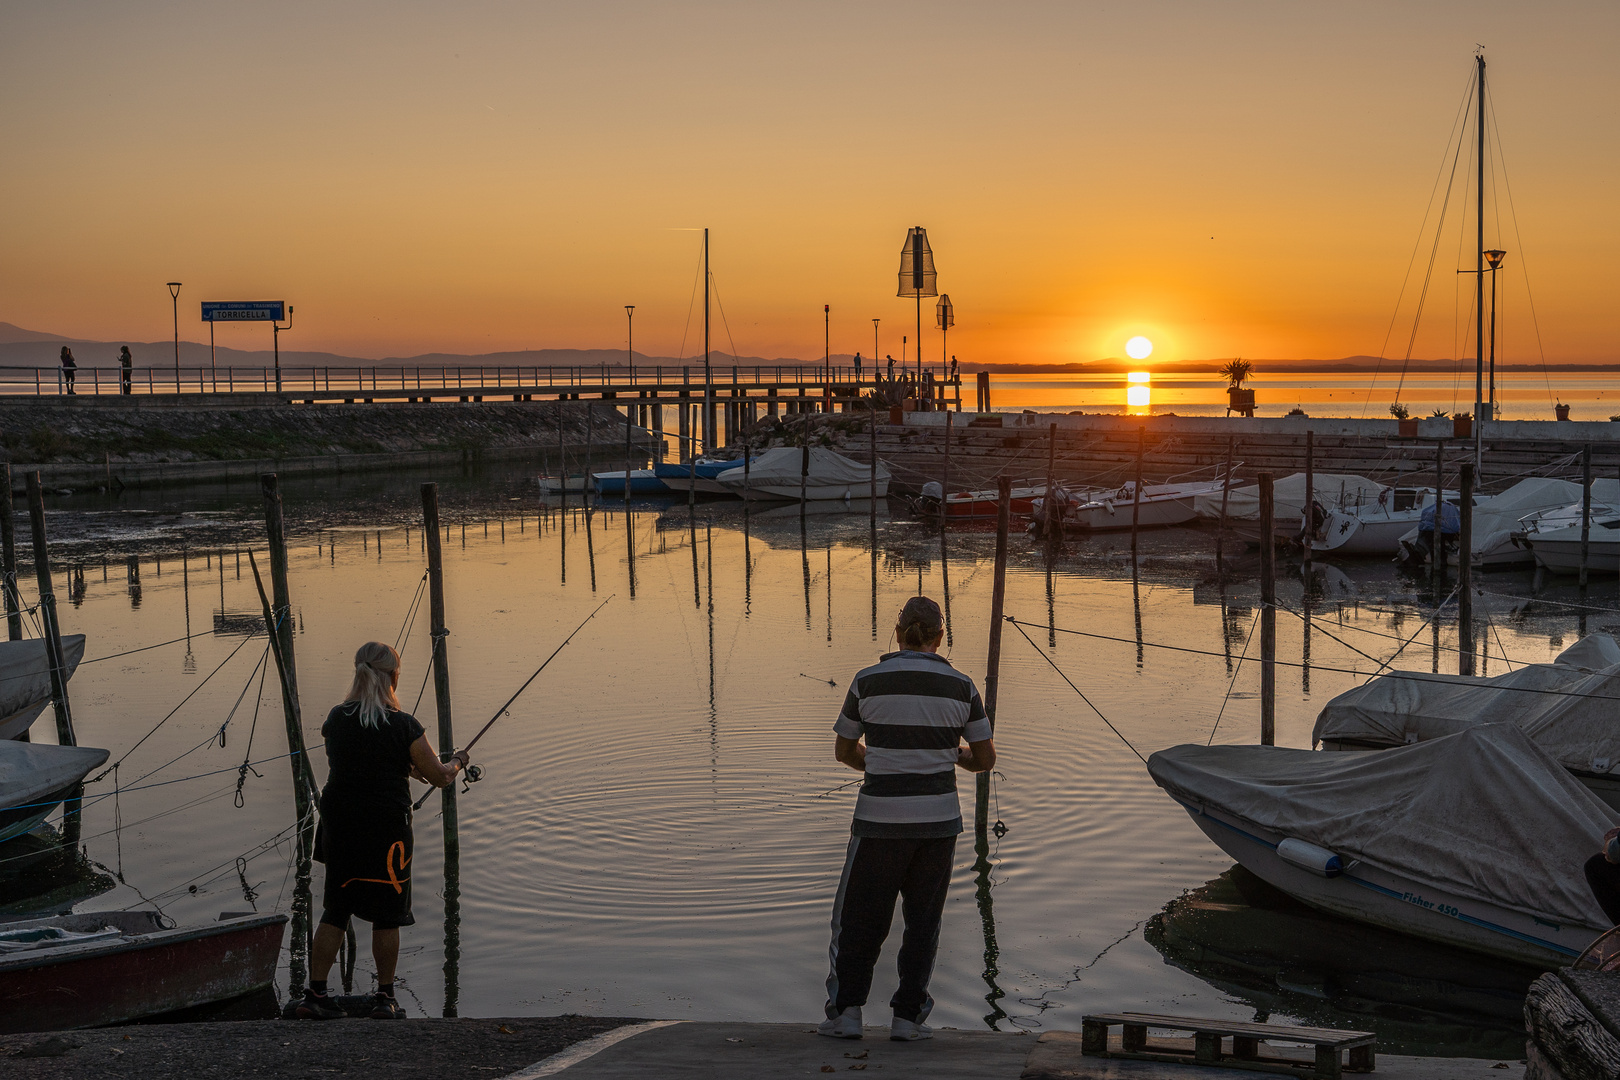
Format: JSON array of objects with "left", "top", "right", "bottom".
[{"left": 461, "top": 763, "right": 484, "bottom": 794}]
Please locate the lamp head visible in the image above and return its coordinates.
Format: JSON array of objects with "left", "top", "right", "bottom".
[
  {"left": 1484, "top": 249, "right": 1507, "bottom": 270},
  {"left": 167, "top": 282, "right": 182, "bottom": 298},
  {"left": 625, "top": 305, "right": 634, "bottom": 314}
]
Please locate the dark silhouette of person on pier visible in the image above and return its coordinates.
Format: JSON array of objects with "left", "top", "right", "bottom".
[
  {"left": 819, "top": 596, "right": 995, "bottom": 1042},
  {"left": 296, "top": 642, "right": 471, "bottom": 1021},
  {"left": 950, "top": 355, "right": 958, "bottom": 382},
  {"left": 886, "top": 354, "right": 896, "bottom": 382},
  {"left": 59, "top": 346, "right": 77, "bottom": 394},
  {"left": 118, "top": 346, "right": 133, "bottom": 394},
  {"left": 853, "top": 353, "right": 863, "bottom": 380}
]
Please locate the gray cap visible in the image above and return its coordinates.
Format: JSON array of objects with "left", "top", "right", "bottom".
[{"left": 898, "top": 595, "right": 943, "bottom": 640}]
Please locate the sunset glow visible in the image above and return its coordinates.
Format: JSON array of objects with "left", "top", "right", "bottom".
[{"left": 1126, "top": 338, "right": 1155, "bottom": 361}]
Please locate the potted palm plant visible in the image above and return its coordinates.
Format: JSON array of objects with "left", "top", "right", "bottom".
[
  {"left": 1221, "top": 359, "right": 1255, "bottom": 416},
  {"left": 1390, "top": 401, "right": 1418, "bottom": 437},
  {"left": 1556, "top": 402, "right": 1571, "bottom": 421}
]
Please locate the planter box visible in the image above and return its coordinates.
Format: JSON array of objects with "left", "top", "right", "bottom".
[
  {"left": 1397, "top": 418, "right": 1419, "bottom": 437},
  {"left": 1227, "top": 388, "right": 1255, "bottom": 413},
  {"left": 1556, "top": 405, "right": 1571, "bottom": 421},
  {"left": 1453, "top": 416, "right": 1472, "bottom": 438}
]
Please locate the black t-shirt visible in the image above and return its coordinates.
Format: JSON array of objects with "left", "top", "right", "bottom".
[{"left": 321, "top": 702, "right": 426, "bottom": 807}]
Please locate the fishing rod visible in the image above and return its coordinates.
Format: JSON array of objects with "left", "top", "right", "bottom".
[{"left": 412, "top": 596, "right": 613, "bottom": 811}]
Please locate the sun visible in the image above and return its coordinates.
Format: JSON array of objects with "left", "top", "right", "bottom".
[{"left": 1125, "top": 336, "right": 1153, "bottom": 360}]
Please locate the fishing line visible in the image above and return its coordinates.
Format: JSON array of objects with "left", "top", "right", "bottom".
[
  {"left": 1207, "top": 609, "right": 1259, "bottom": 746},
  {"left": 1006, "top": 617, "right": 1148, "bottom": 765},
  {"left": 236, "top": 647, "right": 273, "bottom": 807},
  {"left": 395, "top": 569, "right": 430, "bottom": 653},
  {"left": 798, "top": 673, "right": 838, "bottom": 686}
]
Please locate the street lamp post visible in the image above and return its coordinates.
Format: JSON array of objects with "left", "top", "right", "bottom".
[
  {"left": 1484, "top": 249, "right": 1507, "bottom": 418},
  {"left": 625, "top": 304, "right": 636, "bottom": 423},
  {"left": 166, "top": 282, "right": 182, "bottom": 391},
  {"left": 872, "top": 319, "right": 879, "bottom": 382},
  {"left": 272, "top": 306, "right": 294, "bottom": 393},
  {"left": 824, "top": 305, "right": 830, "bottom": 382}
]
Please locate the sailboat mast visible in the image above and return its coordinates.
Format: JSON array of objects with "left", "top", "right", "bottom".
[
  {"left": 1475, "top": 55, "right": 1486, "bottom": 426},
  {"left": 703, "top": 227, "right": 713, "bottom": 452}
]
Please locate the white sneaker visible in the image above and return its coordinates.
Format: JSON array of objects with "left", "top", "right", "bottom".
[
  {"left": 818, "top": 1006, "right": 863, "bottom": 1039},
  {"left": 890, "top": 1017, "right": 933, "bottom": 1041}
]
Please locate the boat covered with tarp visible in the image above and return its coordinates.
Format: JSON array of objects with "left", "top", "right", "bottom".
[
  {"left": 714, "top": 446, "right": 889, "bottom": 500},
  {"left": 1193, "top": 472, "right": 1387, "bottom": 528},
  {"left": 1396, "top": 477, "right": 1604, "bottom": 568},
  {"left": 1148, "top": 724, "right": 1616, "bottom": 967},
  {"left": 0, "top": 635, "right": 86, "bottom": 740},
  {"left": 1313, "top": 633, "right": 1620, "bottom": 806},
  {"left": 0, "top": 740, "right": 109, "bottom": 845}
]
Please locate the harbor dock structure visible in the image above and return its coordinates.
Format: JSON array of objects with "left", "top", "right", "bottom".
[{"left": 0, "top": 1018, "right": 1523, "bottom": 1079}]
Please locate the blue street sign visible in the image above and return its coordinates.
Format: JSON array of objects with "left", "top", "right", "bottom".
[{"left": 201, "top": 301, "right": 285, "bottom": 322}]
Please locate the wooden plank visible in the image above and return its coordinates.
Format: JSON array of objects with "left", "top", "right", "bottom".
[{"left": 1085, "top": 1013, "right": 1374, "bottom": 1046}]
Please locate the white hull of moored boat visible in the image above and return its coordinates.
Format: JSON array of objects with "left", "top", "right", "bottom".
[
  {"left": 1172, "top": 798, "right": 1599, "bottom": 969},
  {"left": 1523, "top": 529, "right": 1620, "bottom": 575},
  {"left": 1068, "top": 496, "right": 1198, "bottom": 531}
]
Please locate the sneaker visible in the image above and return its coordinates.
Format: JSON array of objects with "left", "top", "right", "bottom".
[
  {"left": 293, "top": 989, "right": 344, "bottom": 1020},
  {"left": 817, "top": 1005, "right": 863, "bottom": 1039},
  {"left": 368, "top": 992, "right": 403, "bottom": 1019},
  {"left": 890, "top": 1017, "right": 932, "bottom": 1042}
]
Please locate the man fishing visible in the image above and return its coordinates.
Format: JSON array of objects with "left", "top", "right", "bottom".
[{"left": 819, "top": 596, "right": 995, "bottom": 1042}]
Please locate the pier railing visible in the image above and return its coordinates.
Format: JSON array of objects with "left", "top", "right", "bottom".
[{"left": 13, "top": 362, "right": 958, "bottom": 399}]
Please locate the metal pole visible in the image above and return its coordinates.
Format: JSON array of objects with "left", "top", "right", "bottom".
[
  {"left": 1459, "top": 463, "right": 1474, "bottom": 676},
  {"left": 978, "top": 476, "right": 1012, "bottom": 837},
  {"left": 0, "top": 464, "right": 20, "bottom": 641},
  {"left": 26, "top": 473, "right": 74, "bottom": 747},
  {"left": 209, "top": 320, "right": 216, "bottom": 391},
  {"left": 1258, "top": 472, "right": 1275, "bottom": 745},
  {"left": 1302, "top": 431, "right": 1314, "bottom": 573},
  {"left": 1581, "top": 443, "right": 1593, "bottom": 588},
  {"left": 800, "top": 440, "right": 810, "bottom": 512},
  {"left": 1130, "top": 426, "right": 1144, "bottom": 553},
  {"left": 1475, "top": 54, "right": 1485, "bottom": 433},
  {"left": 167, "top": 282, "right": 182, "bottom": 388},
  {"left": 1215, "top": 436, "right": 1235, "bottom": 573},
  {"left": 421, "top": 484, "right": 459, "bottom": 883},
  {"left": 703, "top": 228, "right": 714, "bottom": 451}
]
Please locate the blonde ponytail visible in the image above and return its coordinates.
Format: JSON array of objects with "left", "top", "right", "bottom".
[{"left": 345, "top": 641, "right": 401, "bottom": 729}]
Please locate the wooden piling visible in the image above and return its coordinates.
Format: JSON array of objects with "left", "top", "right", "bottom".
[
  {"left": 1258, "top": 472, "right": 1275, "bottom": 746},
  {"left": 800, "top": 438, "right": 810, "bottom": 510},
  {"left": 1130, "top": 427, "right": 1145, "bottom": 553},
  {"left": 624, "top": 404, "right": 633, "bottom": 516},
  {"left": 0, "top": 464, "right": 19, "bottom": 642},
  {"left": 254, "top": 474, "right": 319, "bottom": 995},
  {"left": 420, "top": 482, "right": 460, "bottom": 1017},
  {"left": 1302, "top": 431, "right": 1314, "bottom": 572},
  {"left": 869, "top": 403, "right": 878, "bottom": 525},
  {"left": 1580, "top": 443, "right": 1593, "bottom": 588},
  {"left": 1431, "top": 441, "right": 1444, "bottom": 590},
  {"left": 1215, "top": 437, "right": 1236, "bottom": 573},
  {"left": 26, "top": 473, "right": 74, "bottom": 749},
  {"left": 978, "top": 476, "right": 1012, "bottom": 838},
  {"left": 1459, "top": 463, "right": 1474, "bottom": 677},
  {"left": 1044, "top": 423, "right": 1059, "bottom": 541},
  {"left": 941, "top": 411, "right": 953, "bottom": 537}
]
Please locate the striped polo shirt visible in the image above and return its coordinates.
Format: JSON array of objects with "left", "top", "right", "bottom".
[{"left": 834, "top": 651, "right": 992, "bottom": 838}]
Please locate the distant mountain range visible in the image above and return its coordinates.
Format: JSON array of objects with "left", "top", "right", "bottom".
[{"left": 2, "top": 322, "right": 1611, "bottom": 373}]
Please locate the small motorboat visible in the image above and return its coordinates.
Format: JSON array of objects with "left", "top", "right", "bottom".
[
  {"left": 1515, "top": 504, "right": 1620, "bottom": 575},
  {"left": 918, "top": 480, "right": 1048, "bottom": 520},
  {"left": 0, "top": 909, "right": 287, "bottom": 1033},
  {"left": 1313, "top": 632, "right": 1620, "bottom": 808},
  {"left": 536, "top": 474, "right": 589, "bottom": 494},
  {"left": 1397, "top": 477, "right": 1588, "bottom": 569},
  {"left": 1041, "top": 478, "right": 1227, "bottom": 532},
  {"left": 591, "top": 469, "right": 673, "bottom": 496},
  {"left": 0, "top": 741, "right": 109, "bottom": 846},
  {"left": 655, "top": 457, "right": 748, "bottom": 496},
  {"left": 1308, "top": 489, "right": 1462, "bottom": 557},
  {"left": 0, "top": 635, "right": 86, "bottom": 740},
  {"left": 713, "top": 446, "right": 889, "bottom": 501},
  {"left": 1148, "top": 724, "right": 1615, "bottom": 969},
  {"left": 1194, "top": 472, "right": 1388, "bottom": 534}
]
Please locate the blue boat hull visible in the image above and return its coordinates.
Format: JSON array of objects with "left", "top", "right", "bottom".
[{"left": 592, "top": 470, "right": 673, "bottom": 496}]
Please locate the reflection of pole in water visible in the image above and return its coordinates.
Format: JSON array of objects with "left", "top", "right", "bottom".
[
  {"left": 625, "top": 504, "right": 636, "bottom": 600},
  {"left": 1220, "top": 587, "right": 1233, "bottom": 677},
  {"left": 1132, "top": 562, "right": 1144, "bottom": 669},
  {"left": 182, "top": 547, "right": 195, "bottom": 673},
  {"left": 801, "top": 515, "right": 812, "bottom": 631},
  {"left": 559, "top": 506, "right": 568, "bottom": 587},
  {"left": 1045, "top": 552, "right": 1056, "bottom": 649},
  {"left": 1301, "top": 576, "right": 1312, "bottom": 695},
  {"left": 940, "top": 530, "right": 953, "bottom": 648},
  {"left": 869, "top": 519, "right": 878, "bottom": 641},
  {"left": 973, "top": 826, "right": 1009, "bottom": 1029},
  {"left": 689, "top": 506, "right": 700, "bottom": 610},
  {"left": 743, "top": 508, "right": 752, "bottom": 618},
  {"left": 826, "top": 546, "right": 832, "bottom": 643},
  {"left": 442, "top": 842, "right": 461, "bottom": 1017},
  {"left": 706, "top": 521, "right": 717, "bottom": 758},
  {"left": 584, "top": 497, "right": 597, "bottom": 593}
]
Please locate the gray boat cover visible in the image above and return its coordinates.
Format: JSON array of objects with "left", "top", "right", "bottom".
[
  {"left": 1192, "top": 472, "right": 1385, "bottom": 522},
  {"left": 1148, "top": 725, "right": 1617, "bottom": 929},
  {"left": 1312, "top": 633, "right": 1620, "bottom": 774},
  {"left": 715, "top": 446, "right": 889, "bottom": 492},
  {"left": 0, "top": 740, "right": 109, "bottom": 808},
  {"left": 1393, "top": 478, "right": 1600, "bottom": 561},
  {"left": 0, "top": 635, "right": 86, "bottom": 717}
]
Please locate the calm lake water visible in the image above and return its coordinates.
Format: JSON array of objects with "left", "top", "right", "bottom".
[
  {"left": 988, "top": 369, "right": 1618, "bottom": 421},
  {"left": 26, "top": 462, "right": 1612, "bottom": 1055}
]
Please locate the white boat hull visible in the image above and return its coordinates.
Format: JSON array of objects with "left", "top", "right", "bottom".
[
  {"left": 735, "top": 478, "right": 889, "bottom": 501},
  {"left": 1313, "top": 513, "right": 1422, "bottom": 556},
  {"left": 1173, "top": 798, "right": 1600, "bottom": 968},
  {"left": 1069, "top": 497, "right": 1197, "bottom": 531},
  {"left": 1525, "top": 531, "right": 1620, "bottom": 575}
]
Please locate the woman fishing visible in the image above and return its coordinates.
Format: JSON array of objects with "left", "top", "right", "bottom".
[{"left": 296, "top": 642, "right": 469, "bottom": 1020}]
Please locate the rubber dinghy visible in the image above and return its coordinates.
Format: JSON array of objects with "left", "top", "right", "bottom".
[
  {"left": 1147, "top": 724, "right": 1617, "bottom": 968},
  {"left": 714, "top": 446, "right": 889, "bottom": 501},
  {"left": 1313, "top": 632, "right": 1620, "bottom": 809}
]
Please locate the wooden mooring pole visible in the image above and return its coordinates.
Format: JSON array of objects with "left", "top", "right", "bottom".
[
  {"left": 1044, "top": 423, "right": 1059, "bottom": 541},
  {"left": 1, "top": 464, "right": 21, "bottom": 642},
  {"left": 1302, "top": 431, "right": 1314, "bottom": 573},
  {"left": 1215, "top": 437, "right": 1235, "bottom": 574},
  {"left": 869, "top": 403, "right": 878, "bottom": 525},
  {"left": 978, "top": 477, "right": 1012, "bottom": 838},
  {"left": 1459, "top": 463, "right": 1474, "bottom": 676},
  {"left": 1130, "top": 427, "right": 1145, "bottom": 554},
  {"left": 1258, "top": 472, "right": 1275, "bottom": 746},
  {"left": 420, "top": 482, "right": 461, "bottom": 1017},
  {"left": 940, "top": 411, "right": 953, "bottom": 537},
  {"left": 26, "top": 474, "right": 74, "bottom": 749},
  {"left": 254, "top": 473, "right": 319, "bottom": 995},
  {"left": 1431, "top": 441, "right": 1444, "bottom": 590}
]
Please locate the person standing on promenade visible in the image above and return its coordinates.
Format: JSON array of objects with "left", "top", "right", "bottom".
[
  {"left": 819, "top": 596, "right": 995, "bottom": 1042},
  {"left": 118, "top": 346, "right": 133, "bottom": 394},
  {"left": 295, "top": 642, "right": 469, "bottom": 1020},
  {"left": 854, "top": 352, "right": 863, "bottom": 381},
  {"left": 886, "top": 354, "right": 896, "bottom": 382},
  {"left": 59, "top": 346, "right": 77, "bottom": 394}
]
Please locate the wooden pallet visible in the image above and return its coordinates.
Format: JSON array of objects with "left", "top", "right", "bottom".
[{"left": 1080, "top": 1012, "right": 1376, "bottom": 1079}]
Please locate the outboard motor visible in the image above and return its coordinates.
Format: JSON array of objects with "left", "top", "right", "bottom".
[{"left": 919, "top": 481, "right": 944, "bottom": 518}]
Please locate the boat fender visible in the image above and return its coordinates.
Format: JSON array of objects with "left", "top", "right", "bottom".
[
  {"left": 1593, "top": 756, "right": 1613, "bottom": 773},
  {"left": 1276, "top": 837, "right": 1344, "bottom": 878}
]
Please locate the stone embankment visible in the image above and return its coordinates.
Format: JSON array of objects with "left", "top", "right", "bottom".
[{"left": 0, "top": 399, "right": 655, "bottom": 490}]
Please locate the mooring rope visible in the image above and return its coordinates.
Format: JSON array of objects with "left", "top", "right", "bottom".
[{"left": 1005, "top": 616, "right": 1148, "bottom": 765}]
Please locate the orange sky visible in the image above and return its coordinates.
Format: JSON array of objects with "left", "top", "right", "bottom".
[{"left": 3, "top": 2, "right": 1617, "bottom": 365}]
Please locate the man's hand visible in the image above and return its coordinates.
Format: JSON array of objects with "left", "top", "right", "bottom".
[
  {"left": 834, "top": 735, "right": 866, "bottom": 772},
  {"left": 956, "top": 738, "right": 996, "bottom": 774}
]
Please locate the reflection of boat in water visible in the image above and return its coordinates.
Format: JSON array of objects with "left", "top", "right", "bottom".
[
  {"left": 655, "top": 458, "right": 748, "bottom": 496},
  {"left": 0, "top": 826, "right": 115, "bottom": 920},
  {"left": 0, "top": 635, "right": 87, "bottom": 740},
  {"left": 591, "top": 469, "right": 672, "bottom": 496},
  {"left": 1148, "top": 725, "right": 1614, "bottom": 968},
  {"left": 1146, "top": 867, "right": 1536, "bottom": 1058}
]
